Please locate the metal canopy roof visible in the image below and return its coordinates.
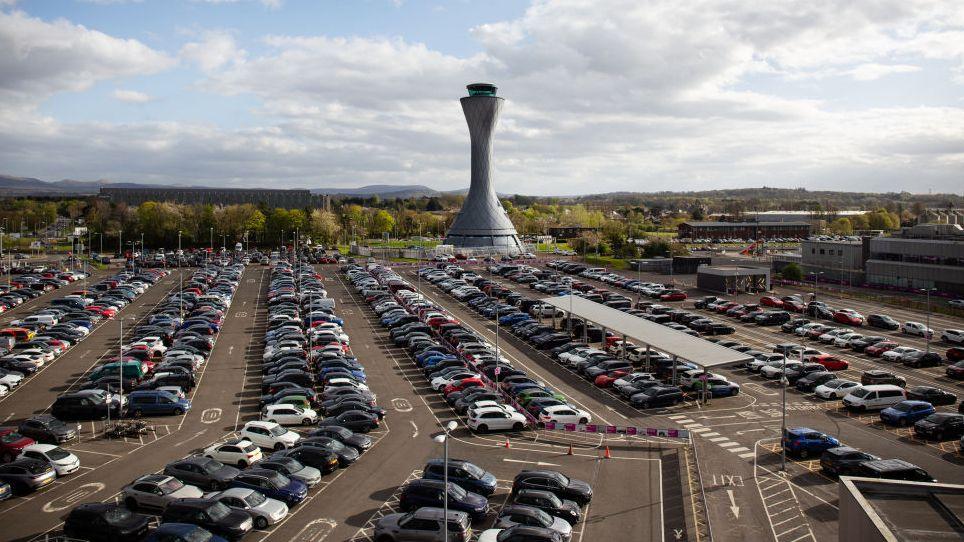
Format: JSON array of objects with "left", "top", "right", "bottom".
[{"left": 543, "top": 295, "right": 753, "bottom": 368}]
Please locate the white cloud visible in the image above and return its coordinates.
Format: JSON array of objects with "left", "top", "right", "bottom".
[
  {"left": 192, "top": 0, "right": 283, "bottom": 9},
  {"left": 112, "top": 89, "right": 152, "bottom": 103},
  {"left": 1, "top": 1, "right": 963, "bottom": 194},
  {"left": 0, "top": 10, "right": 174, "bottom": 103},
  {"left": 180, "top": 30, "right": 244, "bottom": 72}
]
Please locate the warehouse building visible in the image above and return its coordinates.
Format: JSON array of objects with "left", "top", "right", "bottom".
[
  {"left": 864, "top": 223, "right": 964, "bottom": 294},
  {"left": 696, "top": 265, "right": 770, "bottom": 294},
  {"left": 678, "top": 221, "right": 810, "bottom": 241},
  {"left": 100, "top": 187, "right": 327, "bottom": 209},
  {"left": 800, "top": 238, "right": 867, "bottom": 283}
]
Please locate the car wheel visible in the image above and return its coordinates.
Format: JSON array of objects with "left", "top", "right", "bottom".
[
  {"left": 799, "top": 449, "right": 809, "bottom": 459},
  {"left": 133, "top": 409, "right": 143, "bottom": 418},
  {"left": 124, "top": 497, "right": 138, "bottom": 511},
  {"left": 478, "top": 424, "right": 488, "bottom": 433},
  {"left": 209, "top": 480, "right": 223, "bottom": 491},
  {"left": 512, "top": 422, "right": 524, "bottom": 431},
  {"left": 237, "top": 460, "right": 247, "bottom": 468},
  {"left": 173, "top": 407, "right": 184, "bottom": 415},
  {"left": 255, "top": 516, "right": 269, "bottom": 530},
  {"left": 898, "top": 418, "right": 907, "bottom": 427},
  {"left": 302, "top": 418, "right": 312, "bottom": 426},
  {"left": 1, "top": 452, "right": 12, "bottom": 463},
  {"left": 579, "top": 418, "right": 588, "bottom": 424},
  {"left": 274, "top": 442, "right": 285, "bottom": 451}
]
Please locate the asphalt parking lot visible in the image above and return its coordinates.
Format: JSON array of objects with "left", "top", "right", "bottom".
[{"left": 3, "top": 255, "right": 957, "bottom": 542}]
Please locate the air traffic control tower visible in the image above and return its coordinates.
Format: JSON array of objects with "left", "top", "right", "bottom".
[{"left": 443, "top": 83, "right": 523, "bottom": 253}]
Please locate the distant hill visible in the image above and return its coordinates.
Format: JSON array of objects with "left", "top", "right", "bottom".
[
  {"left": 311, "top": 185, "right": 443, "bottom": 198},
  {"left": 0, "top": 175, "right": 183, "bottom": 196}
]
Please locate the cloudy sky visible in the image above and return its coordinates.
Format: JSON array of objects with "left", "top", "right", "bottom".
[{"left": 1, "top": 0, "right": 963, "bottom": 195}]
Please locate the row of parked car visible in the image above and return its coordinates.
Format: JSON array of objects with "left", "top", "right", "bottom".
[
  {"left": 346, "top": 264, "right": 594, "bottom": 542},
  {"left": 0, "top": 266, "right": 178, "bottom": 502},
  {"left": 0, "top": 266, "right": 90, "bottom": 314}
]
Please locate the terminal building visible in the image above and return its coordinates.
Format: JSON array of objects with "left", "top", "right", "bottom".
[
  {"left": 100, "top": 187, "right": 325, "bottom": 209},
  {"left": 677, "top": 221, "right": 811, "bottom": 241}
]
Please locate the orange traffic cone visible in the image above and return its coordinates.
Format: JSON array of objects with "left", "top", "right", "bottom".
[
  {"left": 504, "top": 438, "right": 511, "bottom": 449},
  {"left": 603, "top": 446, "right": 612, "bottom": 459},
  {"left": 567, "top": 444, "right": 574, "bottom": 456}
]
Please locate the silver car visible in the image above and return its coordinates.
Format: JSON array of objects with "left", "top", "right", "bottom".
[
  {"left": 374, "top": 507, "right": 472, "bottom": 542},
  {"left": 259, "top": 456, "right": 322, "bottom": 487},
  {"left": 493, "top": 505, "right": 573, "bottom": 541},
  {"left": 0, "top": 458, "right": 56, "bottom": 492},
  {"left": 205, "top": 487, "right": 288, "bottom": 529},
  {"left": 122, "top": 474, "right": 203, "bottom": 511}
]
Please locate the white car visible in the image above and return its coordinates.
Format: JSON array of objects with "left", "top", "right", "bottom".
[
  {"left": 203, "top": 439, "right": 264, "bottom": 467},
  {"left": 20, "top": 348, "right": 55, "bottom": 363},
  {"left": 538, "top": 404, "right": 591, "bottom": 425},
  {"left": 262, "top": 404, "right": 318, "bottom": 426},
  {"left": 747, "top": 354, "right": 785, "bottom": 372},
  {"left": 131, "top": 337, "right": 167, "bottom": 356},
  {"left": 814, "top": 379, "right": 861, "bottom": 399},
  {"left": 206, "top": 487, "right": 289, "bottom": 529},
  {"left": 834, "top": 333, "right": 861, "bottom": 348},
  {"left": 467, "top": 406, "right": 528, "bottom": 433},
  {"left": 326, "top": 378, "right": 370, "bottom": 392},
  {"left": 761, "top": 361, "right": 801, "bottom": 379},
  {"left": 882, "top": 346, "right": 918, "bottom": 363},
  {"left": 941, "top": 329, "right": 964, "bottom": 345},
  {"left": 21, "top": 444, "right": 81, "bottom": 476},
  {"left": 240, "top": 421, "right": 301, "bottom": 450},
  {"left": 679, "top": 369, "right": 724, "bottom": 388},
  {"left": 466, "top": 400, "right": 517, "bottom": 414},
  {"left": 0, "top": 371, "right": 23, "bottom": 389},
  {"left": 902, "top": 322, "right": 933, "bottom": 338},
  {"left": 950, "top": 299, "right": 964, "bottom": 309},
  {"left": 430, "top": 371, "right": 479, "bottom": 391}
]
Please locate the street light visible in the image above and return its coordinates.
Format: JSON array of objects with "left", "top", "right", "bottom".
[
  {"left": 432, "top": 420, "right": 459, "bottom": 542},
  {"left": 811, "top": 271, "right": 824, "bottom": 301}
]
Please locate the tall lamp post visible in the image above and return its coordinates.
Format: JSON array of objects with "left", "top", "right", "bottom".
[
  {"left": 432, "top": 420, "right": 459, "bottom": 542},
  {"left": 811, "top": 271, "right": 823, "bottom": 301}
]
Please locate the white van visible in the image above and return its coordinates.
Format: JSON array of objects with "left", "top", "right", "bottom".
[
  {"left": 11, "top": 314, "right": 58, "bottom": 328},
  {"left": 842, "top": 385, "right": 906, "bottom": 411}
]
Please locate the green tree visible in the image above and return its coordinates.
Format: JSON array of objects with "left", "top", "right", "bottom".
[
  {"left": 782, "top": 263, "right": 803, "bottom": 281},
  {"left": 369, "top": 209, "right": 396, "bottom": 237},
  {"left": 828, "top": 217, "right": 854, "bottom": 235}
]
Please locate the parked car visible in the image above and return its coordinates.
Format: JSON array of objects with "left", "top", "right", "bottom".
[
  {"left": 913, "top": 413, "right": 964, "bottom": 441},
  {"left": 866, "top": 314, "right": 899, "bottom": 330},
  {"left": 163, "top": 456, "right": 240, "bottom": 491},
  {"left": 854, "top": 459, "right": 935, "bottom": 482},
  {"left": 423, "top": 458, "right": 498, "bottom": 496},
  {"left": 781, "top": 427, "right": 840, "bottom": 458},
  {"left": 902, "top": 321, "right": 933, "bottom": 338},
  {"left": 205, "top": 487, "right": 289, "bottom": 529},
  {"left": 819, "top": 447, "right": 879, "bottom": 477},
  {"left": 203, "top": 439, "right": 264, "bottom": 468},
  {"left": 372, "top": 507, "right": 473, "bottom": 542},
  {"left": 512, "top": 489, "right": 580, "bottom": 525},
  {"left": 229, "top": 468, "right": 308, "bottom": 507},
  {"left": 906, "top": 386, "right": 957, "bottom": 406},
  {"left": 398, "top": 479, "right": 488, "bottom": 522},
  {"left": 879, "top": 401, "right": 936, "bottom": 427},
  {"left": 160, "top": 498, "right": 253, "bottom": 540},
  {"left": 20, "top": 443, "right": 80, "bottom": 477},
  {"left": 0, "top": 457, "right": 57, "bottom": 493},
  {"left": 63, "top": 502, "right": 151, "bottom": 542},
  {"left": 122, "top": 474, "right": 204, "bottom": 511},
  {"left": 814, "top": 379, "right": 861, "bottom": 400},
  {"left": 143, "top": 523, "right": 228, "bottom": 542},
  {"left": 511, "top": 470, "right": 592, "bottom": 506},
  {"left": 843, "top": 384, "right": 906, "bottom": 411}
]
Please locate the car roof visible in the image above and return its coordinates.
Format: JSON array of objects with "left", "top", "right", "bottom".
[{"left": 245, "top": 420, "right": 281, "bottom": 429}]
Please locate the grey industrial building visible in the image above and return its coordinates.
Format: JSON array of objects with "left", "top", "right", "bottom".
[
  {"left": 778, "top": 223, "right": 964, "bottom": 295},
  {"left": 696, "top": 265, "right": 771, "bottom": 294},
  {"left": 443, "top": 83, "right": 523, "bottom": 253},
  {"left": 838, "top": 477, "right": 964, "bottom": 541},
  {"left": 100, "top": 187, "right": 326, "bottom": 209}
]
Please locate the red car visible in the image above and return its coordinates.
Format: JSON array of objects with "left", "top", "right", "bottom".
[
  {"left": 946, "top": 360, "right": 964, "bottom": 379},
  {"left": 810, "top": 354, "right": 848, "bottom": 371},
  {"left": 865, "top": 341, "right": 898, "bottom": 357},
  {"left": 760, "top": 296, "right": 784, "bottom": 308},
  {"left": 0, "top": 427, "right": 36, "bottom": 463},
  {"left": 660, "top": 290, "right": 687, "bottom": 302},
  {"left": 594, "top": 370, "right": 631, "bottom": 388},
  {"left": 947, "top": 347, "right": 964, "bottom": 362},
  {"left": 833, "top": 309, "right": 864, "bottom": 326},
  {"left": 717, "top": 302, "right": 740, "bottom": 314},
  {"left": 443, "top": 377, "right": 485, "bottom": 396},
  {"left": 784, "top": 300, "right": 806, "bottom": 313}
]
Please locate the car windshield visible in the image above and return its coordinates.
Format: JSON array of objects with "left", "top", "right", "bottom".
[
  {"left": 239, "top": 442, "right": 258, "bottom": 453},
  {"left": 278, "top": 457, "right": 305, "bottom": 471},
  {"left": 269, "top": 425, "right": 288, "bottom": 437},
  {"left": 160, "top": 478, "right": 184, "bottom": 493},
  {"left": 850, "top": 389, "right": 870, "bottom": 398},
  {"left": 103, "top": 507, "right": 132, "bottom": 525},
  {"left": 264, "top": 471, "right": 288, "bottom": 487},
  {"left": 200, "top": 460, "right": 223, "bottom": 474},
  {"left": 546, "top": 471, "right": 570, "bottom": 485},
  {"left": 0, "top": 432, "right": 24, "bottom": 444},
  {"left": 206, "top": 502, "right": 232, "bottom": 521},
  {"left": 892, "top": 403, "right": 913, "bottom": 412},
  {"left": 46, "top": 447, "right": 71, "bottom": 461},
  {"left": 447, "top": 483, "right": 467, "bottom": 499},
  {"left": 462, "top": 463, "right": 485, "bottom": 478},
  {"left": 243, "top": 490, "right": 267, "bottom": 507},
  {"left": 183, "top": 526, "right": 214, "bottom": 542}
]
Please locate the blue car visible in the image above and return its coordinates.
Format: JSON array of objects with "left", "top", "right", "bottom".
[
  {"left": 229, "top": 469, "right": 308, "bottom": 507},
  {"left": 127, "top": 390, "right": 192, "bottom": 417},
  {"left": 144, "top": 523, "right": 228, "bottom": 542},
  {"left": 422, "top": 355, "right": 458, "bottom": 369},
  {"left": 422, "top": 458, "right": 498, "bottom": 496},
  {"left": 317, "top": 367, "right": 366, "bottom": 380},
  {"left": 782, "top": 427, "right": 841, "bottom": 458},
  {"left": 499, "top": 313, "right": 530, "bottom": 325},
  {"left": 416, "top": 351, "right": 452, "bottom": 366},
  {"left": 399, "top": 479, "right": 488, "bottom": 521},
  {"left": 880, "top": 401, "right": 935, "bottom": 427}
]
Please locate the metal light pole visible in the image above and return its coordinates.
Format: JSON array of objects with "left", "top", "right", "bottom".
[
  {"left": 432, "top": 420, "right": 458, "bottom": 542},
  {"left": 178, "top": 231, "right": 183, "bottom": 320},
  {"left": 118, "top": 229, "right": 123, "bottom": 265},
  {"left": 209, "top": 227, "right": 214, "bottom": 258}
]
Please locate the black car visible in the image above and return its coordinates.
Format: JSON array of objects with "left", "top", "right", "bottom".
[
  {"left": 298, "top": 436, "right": 360, "bottom": 467},
  {"left": 270, "top": 446, "right": 340, "bottom": 474},
  {"left": 511, "top": 470, "right": 592, "bottom": 506},
  {"left": 913, "top": 413, "right": 964, "bottom": 440},
  {"left": 860, "top": 370, "right": 906, "bottom": 387},
  {"left": 512, "top": 489, "right": 580, "bottom": 525},
  {"left": 18, "top": 415, "right": 77, "bottom": 444},
  {"left": 850, "top": 336, "right": 886, "bottom": 352},
  {"left": 307, "top": 425, "right": 372, "bottom": 453},
  {"left": 160, "top": 498, "right": 253, "bottom": 540},
  {"left": 164, "top": 456, "right": 240, "bottom": 490},
  {"left": 51, "top": 391, "right": 120, "bottom": 420},
  {"left": 903, "top": 352, "right": 943, "bottom": 368},
  {"left": 317, "top": 410, "right": 380, "bottom": 433},
  {"left": 322, "top": 401, "right": 385, "bottom": 420},
  {"left": 630, "top": 386, "right": 683, "bottom": 408},
  {"left": 63, "top": 503, "right": 151, "bottom": 542},
  {"left": 866, "top": 314, "right": 899, "bottom": 330},
  {"left": 855, "top": 459, "right": 935, "bottom": 482},
  {"left": 906, "top": 386, "right": 957, "bottom": 406},
  {"left": 782, "top": 318, "right": 810, "bottom": 333},
  {"left": 819, "top": 447, "right": 879, "bottom": 476},
  {"left": 795, "top": 371, "right": 836, "bottom": 392}
]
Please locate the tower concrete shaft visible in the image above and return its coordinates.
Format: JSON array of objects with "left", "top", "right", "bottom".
[{"left": 444, "top": 83, "right": 522, "bottom": 252}]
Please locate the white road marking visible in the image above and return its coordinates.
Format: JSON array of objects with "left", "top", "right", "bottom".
[{"left": 502, "top": 458, "right": 561, "bottom": 467}]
